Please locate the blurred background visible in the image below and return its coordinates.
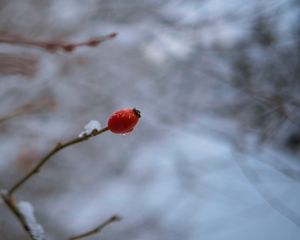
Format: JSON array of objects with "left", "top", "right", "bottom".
[{"left": 0, "top": 0, "right": 299, "bottom": 239}]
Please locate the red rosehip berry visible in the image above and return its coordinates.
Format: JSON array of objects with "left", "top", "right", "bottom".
[{"left": 107, "top": 108, "right": 141, "bottom": 134}]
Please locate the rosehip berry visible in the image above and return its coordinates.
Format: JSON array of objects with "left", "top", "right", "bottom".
[{"left": 107, "top": 108, "right": 141, "bottom": 134}]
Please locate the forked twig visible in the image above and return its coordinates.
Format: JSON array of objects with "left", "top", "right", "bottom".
[{"left": 1, "top": 126, "right": 109, "bottom": 240}]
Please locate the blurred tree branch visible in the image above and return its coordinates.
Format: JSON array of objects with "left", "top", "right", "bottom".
[
  {"left": 0, "top": 53, "right": 38, "bottom": 77},
  {"left": 234, "top": 150, "right": 300, "bottom": 229},
  {"left": 0, "top": 95, "right": 56, "bottom": 124},
  {"left": 0, "top": 32, "right": 117, "bottom": 53}
]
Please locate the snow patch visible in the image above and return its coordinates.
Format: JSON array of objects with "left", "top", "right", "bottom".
[
  {"left": 17, "top": 201, "right": 46, "bottom": 240},
  {"left": 78, "top": 120, "right": 101, "bottom": 138}
]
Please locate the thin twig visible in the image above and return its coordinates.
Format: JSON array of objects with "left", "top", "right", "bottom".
[
  {"left": 69, "top": 215, "right": 122, "bottom": 240},
  {"left": 0, "top": 32, "right": 117, "bottom": 53},
  {"left": 8, "top": 127, "right": 109, "bottom": 196}
]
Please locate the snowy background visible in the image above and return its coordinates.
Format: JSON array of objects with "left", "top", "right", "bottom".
[{"left": 0, "top": 0, "right": 300, "bottom": 239}]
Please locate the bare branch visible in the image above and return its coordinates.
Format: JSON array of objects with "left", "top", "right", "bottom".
[
  {"left": 7, "top": 126, "right": 109, "bottom": 196},
  {"left": 68, "top": 215, "right": 122, "bottom": 240},
  {"left": 0, "top": 32, "right": 118, "bottom": 53},
  {"left": 2, "top": 126, "right": 110, "bottom": 239}
]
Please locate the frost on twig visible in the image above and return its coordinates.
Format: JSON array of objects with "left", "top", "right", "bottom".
[
  {"left": 17, "top": 201, "right": 46, "bottom": 240},
  {"left": 78, "top": 120, "right": 101, "bottom": 138}
]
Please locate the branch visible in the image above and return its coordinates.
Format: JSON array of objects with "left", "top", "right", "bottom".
[
  {"left": 7, "top": 126, "right": 109, "bottom": 196},
  {"left": 2, "top": 108, "right": 140, "bottom": 239},
  {"left": 68, "top": 215, "right": 122, "bottom": 240},
  {"left": 2, "top": 126, "right": 109, "bottom": 239},
  {"left": 0, "top": 32, "right": 117, "bottom": 53},
  {"left": 1, "top": 191, "right": 45, "bottom": 240}
]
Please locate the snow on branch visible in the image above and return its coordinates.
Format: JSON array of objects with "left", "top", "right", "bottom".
[
  {"left": 17, "top": 201, "right": 46, "bottom": 240},
  {"left": 78, "top": 120, "right": 101, "bottom": 138}
]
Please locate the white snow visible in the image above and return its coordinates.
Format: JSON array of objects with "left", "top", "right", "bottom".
[
  {"left": 17, "top": 201, "right": 46, "bottom": 240},
  {"left": 78, "top": 120, "right": 101, "bottom": 138}
]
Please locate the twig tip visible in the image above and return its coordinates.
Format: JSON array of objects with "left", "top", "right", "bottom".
[
  {"left": 110, "top": 215, "right": 122, "bottom": 222},
  {"left": 109, "top": 32, "right": 118, "bottom": 38}
]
